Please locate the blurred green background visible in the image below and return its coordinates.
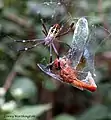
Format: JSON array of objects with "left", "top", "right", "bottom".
[{"left": 0, "top": 0, "right": 111, "bottom": 120}]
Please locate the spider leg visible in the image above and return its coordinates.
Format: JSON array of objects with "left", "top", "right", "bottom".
[
  {"left": 49, "top": 44, "right": 53, "bottom": 63},
  {"left": 8, "top": 36, "right": 45, "bottom": 43},
  {"left": 56, "top": 22, "right": 74, "bottom": 37},
  {"left": 49, "top": 44, "right": 53, "bottom": 70},
  {"left": 14, "top": 39, "right": 44, "bottom": 43},
  {"left": 52, "top": 43, "right": 61, "bottom": 70},
  {"left": 42, "top": 30, "right": 47, "bottom": 36},
  {"left": 55, "top": 39, "right": 71, "bottom": 49},
  {"left": 52, "top": 43, "right": 59, "bottom": 56},
  {"left": 41, "top": 19, "right": 48, "bottom": 35},
  {"left": 17, "top": 40, "right": 44, "bottom": 52}
]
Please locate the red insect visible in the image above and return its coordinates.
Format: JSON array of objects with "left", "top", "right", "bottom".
[
  {"left": 53, "top": 57, "right": 96, "bottom": 92},
  {"left": 38, "top": 57, "right": 97, "bottom": 92},
  {"left": 38, "top": 17, "right": 98, "bottom": 92}
]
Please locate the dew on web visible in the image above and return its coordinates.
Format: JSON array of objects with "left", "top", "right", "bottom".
[
  {"left": 51, "top": 15, "right": 54, "bottom": 19},
  {"left": 43, "top": 2, "right": 50, "bottom": 6},
  {"left": 27, "top": 1, "right": 66, "bottom": 20},
  {"left": 57, "top": 2, "right": 61, "bottom": 5},
  {"left": 27, "top": 0, "right": 76, "bottom": 29}
]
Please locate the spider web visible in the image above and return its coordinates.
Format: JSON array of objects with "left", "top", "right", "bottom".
[{"left": 8, "top": 0, "right": 111, "bottom": 69}]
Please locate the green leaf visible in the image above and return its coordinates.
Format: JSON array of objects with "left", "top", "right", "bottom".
[
  {"left": 6, "top": 104, "right": 51, "bottom": 120},
  {"left": 108, "top": 111, "right": 111, "bottom": 119},
  {"left": 102, "top": 0, "right": 111, "bottom": 11},
  {"left": 1, "top": 100, "right": 17, "bottom": 112},
  {"left": 43, "top": 79, "right": 58, "bottom": 91},
  {"left": 54, "top": 114, "right": 76, "bottom": 120},
  {"left": 77, "top": 104, "right": 108, "bottom": 120},
  {"left": 10, "top": 77, "right": 37, "bottom": 100}
]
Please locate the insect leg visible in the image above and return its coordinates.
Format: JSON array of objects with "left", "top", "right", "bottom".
[
  {"left": 58, "top": 58, "right": 61, "bottom": 70},
  {"left": 56, "top": 53, "right": 61, "bottom": 70},
  {"left": 49, "top": 44, "right": 53, "bottom": 70}
]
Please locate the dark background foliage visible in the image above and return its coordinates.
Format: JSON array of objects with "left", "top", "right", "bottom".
[{"left": 0, "top": 0, "right": 111, "bottom": 120}]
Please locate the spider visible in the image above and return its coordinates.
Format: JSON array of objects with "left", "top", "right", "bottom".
[{"left": 14, "top": 19, "right": 74, "bottom": 64}]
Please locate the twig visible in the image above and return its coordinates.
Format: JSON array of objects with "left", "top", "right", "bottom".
[
  {"left": 3, "top": 13, "right": 31, "bottom": 28},
  {"left": 3, "top": 52, "right": 26, "bottom": 92}
]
